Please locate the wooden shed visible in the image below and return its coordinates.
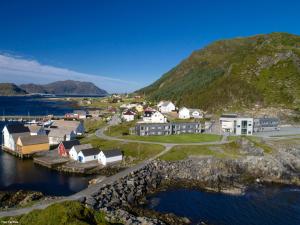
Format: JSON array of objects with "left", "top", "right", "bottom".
[{"left": 16, "top": 135, "right": 49, "bottom": 155}]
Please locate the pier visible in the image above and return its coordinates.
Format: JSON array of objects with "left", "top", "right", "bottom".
[{"left": 1, "top": 115, "right": 65, "bottom": 122}]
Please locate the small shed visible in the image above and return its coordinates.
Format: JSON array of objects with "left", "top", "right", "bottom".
[
  {"left": 58, "top": 140, "right": 80, "bottom": 157},
  {"left": 77, "top": 148, "right": 101, "bottom": 163},
  {"left": 98, "top": 149, "right": 123, "bottom": 166},
  {"left": 69, "top": 144, "right": 92, "bottom": 161},
  {"left": 16, "top": 135, "right": 49, "bottom": 154}
]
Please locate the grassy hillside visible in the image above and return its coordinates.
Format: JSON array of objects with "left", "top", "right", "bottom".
[
  {"left": 139, "top": 32, "right": 300, "bottom": 111},
  {"left": 0, "top": 83, "right": 27, "bottom": 96},
  {"left": 0, "top": 201, "right": 119, "bottom": 225}
]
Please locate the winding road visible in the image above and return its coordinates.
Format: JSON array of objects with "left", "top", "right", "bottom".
[{"left": 0, "top": 116, "right": 228, "bottom": 218}]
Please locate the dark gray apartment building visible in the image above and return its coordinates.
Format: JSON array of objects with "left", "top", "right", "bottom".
[
  {"left": 253, "top": 117, "right": 280, "bottom": 132},
  {"left": 132, "top": 122, "right": 202, "bottom": 136}
]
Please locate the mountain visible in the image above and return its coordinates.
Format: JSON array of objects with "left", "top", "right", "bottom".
[
  {"left": 20, "top": 80, "right": 108, "bottom": 96},
  {"left": 139, "top": 32, "right": 300, "bottom": 111},
  {"left": 0, "top": 83, "right": 27, "bottom": 96}
]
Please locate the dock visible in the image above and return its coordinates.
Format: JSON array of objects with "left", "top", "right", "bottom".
[
  {"left": 1, "top": 115, "right": 65, "bottom": 122},
  {"left": 1, "top": 146, "right": 33, "bottom": 158},
  {"left": 33, "top": 151, "right": 69, "bottom": 168}
]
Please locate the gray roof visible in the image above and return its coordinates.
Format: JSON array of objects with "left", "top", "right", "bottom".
[
  {"left": 161, "top": 101, "right": 173, "bottom": 107},
  {"left": 80, "top": 148, "right": 101, "bottom": 156},
  {"left": 12, "top": 132, "right": 31, "bottom": 143},
  {"left": 102, "top": 149, "right": 122, "bottom": 158},
  {"left": 18, "top": 135, "right": 49, "bottom": 146},
  {"left": 72, "top": 144, "right": 92, "bottom": 153},
  {"left": 5, "top": 124, "right": 30, "bottom": 134},
  {"left": 61, "top": 140, "right": 80, "bottom": 150}
]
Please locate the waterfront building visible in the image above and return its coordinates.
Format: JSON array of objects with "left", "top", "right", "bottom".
[
  {"left": 219, "top": 114, "right": 253, "bottom": 135},
  {"left": 16, "top": 135, "right": 49, "bottom": 155},
  {"left": 26, "top": 124, "right": 46, "bottom": 136},
  {"left": 58, "top": 139, "right": 80, "bottom": 157},
  {"left": 98, "top": 149, "right": 123, "bottom": 166},
  {"left": 253, "top": 117, "right": 280, "bottom": 132},
  {"left": 2, "top": 124, "right": 30, "bottom": 151},
  {"left": 52, "top": 120, "right": 85, "bottom": 135},
  {"left": 77, "top": 148, "right": 101, "bottom": 163},
  {"left": 48, "top": 128, "right": 76, "bottom": 145},
  {"left": 69, "top": 144, "right": 92, "bottom": 161}
]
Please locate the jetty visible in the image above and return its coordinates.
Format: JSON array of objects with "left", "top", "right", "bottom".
[{"left": 1, "top": 115, "right": 64, "bottom": 122}]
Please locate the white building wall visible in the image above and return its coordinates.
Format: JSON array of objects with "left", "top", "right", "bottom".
[
  {"left": 179, "top": 108, "right": 190, "bottom": 119},
  {"left": 69, "top": 148, "right": 78, "bottom": 160}
]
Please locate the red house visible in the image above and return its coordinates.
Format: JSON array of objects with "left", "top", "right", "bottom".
[{"left": 58, "top": 140, "right": 80, "bottom": 157}]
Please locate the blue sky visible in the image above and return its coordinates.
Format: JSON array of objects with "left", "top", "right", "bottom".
[{"left": 0, "top": 0, "right": 299, "bottom": 92}]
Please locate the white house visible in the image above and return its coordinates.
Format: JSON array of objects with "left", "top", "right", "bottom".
[
  {"left": 220, "top": 114, "right": 253, "bottom": 135},
  {"left": 178, "top": 107, "right": 203, "bottom": 119},
  {"left": 98, "top": 149, "right": 123, "bottom": 166},
  {"left": 122, "top": 110, "right": 135, "bottom": 122},
  {"left": 69, "top": 144, "right": 92, "bottom": 161},
  {"left": 178, "top": 107, "right": 190, "bottom": 119},
  {"left": 189, "top": 109, "right": 203, "bottom": 119},
  {"left": 157, "top": 101, "right": 176, "bottom": 113},
  {"left": 2, "top": 124, "right": 30, "bottom": 151},
  {"left": 26, "top": 125, "right": 46, "bottom": 136},
  {"left": 77, "top": 148, "right": 101, "bottom": 163},
  {"left": 142, "top": 110, "right": 167, "bottom": 123}
]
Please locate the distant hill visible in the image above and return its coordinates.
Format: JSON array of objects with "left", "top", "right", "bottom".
[
  {"left": 20, "top": 80, "right": 108, "bottom": 96},
  {"left": 0, "top": 83, "right": 27, "bottom": 96},
  {"left": 138, "top": 32, "right": 300, "bottom": 111}
]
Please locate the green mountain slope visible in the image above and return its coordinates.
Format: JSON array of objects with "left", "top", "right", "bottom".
[
  {"left": 139, "top": 32, "right": 300, "bottom": 111},
  {"left": 0, "top": 83, "right": 27, "bottom": 96}
]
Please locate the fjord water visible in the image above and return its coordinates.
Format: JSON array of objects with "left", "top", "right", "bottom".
[
  {"left": 0, "top": 96, "right": 76, "bottom": 116},
  {"left": 0, "top": 96, "right": 92, "bottom": 196},
  {"left": 146, "top": 187, "right": 300, "bottom": 225}
]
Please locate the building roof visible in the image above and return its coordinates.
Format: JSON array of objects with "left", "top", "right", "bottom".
[
  {"left": 12, "top": 132, "right": 31, "bottom": 143},
  {"left": 18, "top": 135, "right": 49, "bottom": 146},
  {"left": 52, "top": 120, "right": 81, "bottom": 129},
  {"left": 73, "top": 110, "right": 87, "bottom": 115},
  {"left": 220, "top": 114, "right": 238, "bottom": 118},
  {"left": 160, "top": 101, "right": 173, "bottom": 107},
  {"left": 26, "top": 125, "right": 43, "bottom": 133},
  {"left": 123, "top": 110, "right": 135, "bottom": 116},
  {"left": 61, "top": 140, "right": 80, "bottom": 150},
  {"left": 72, "top": 144, "right": 93, "bottom": 153},
  {"left": 48, "top": 128, "right": 74, "bottom": 137},
  {"left": 102, "top": 149, "right": 122, "bottom": 158},
  {"left": 80, "top": 148, "right": 101, "bottom": 156},
  {"left": 5, "top": 124, "right": 30, "bottom": 134}
]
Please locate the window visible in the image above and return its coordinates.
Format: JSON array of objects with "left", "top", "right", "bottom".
[{"left": 94, "top": 155, "right": 96, "bottom": 159}]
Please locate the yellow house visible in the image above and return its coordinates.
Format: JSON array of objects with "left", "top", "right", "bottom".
[
  {"left": 135, "top": 104, "right": 144, "bottom": 113},
  {"left": 16, "top": 135, "right": 49, "bottom": 155}
]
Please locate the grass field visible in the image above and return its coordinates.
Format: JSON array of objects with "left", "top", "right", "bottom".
[
  {"left": 84, "top": 119, "right": 105, "bottom": 134},
  {"left": 105, "top": 122, "right": 221, "bottom": 143},
  {"left": 0, "top": 201, "right": 118, "bottom": 225},
  {"left": 81, "top": 136, "right": 165, "bottom": 165},
  {"left": 159, "top": 142, "right": 244, "bottom": 161}
]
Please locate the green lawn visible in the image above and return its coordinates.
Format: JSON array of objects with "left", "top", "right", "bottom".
[
  {"left": 123, "top": 133, "right": 222, "bottom": 143},
  {"left": 81, "top": 136, "right": 165, "bottom": 165},
  {"left": 159, "top": 142, "right": 243, "bottom": 161},
  {"left": 84, "top": 119, "right": 105, "bottom": 134},
  {"left": 105, "top": 123, "right": 221, "bottom": 143},
  {"left": 228, "top": 136, "right": 274, "bottom": 154},
  {"left": 0, "top": 201, "right": 119, "bottom": 225}
]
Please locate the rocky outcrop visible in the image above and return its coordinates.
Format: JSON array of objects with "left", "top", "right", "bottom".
[
  {"left": 81, "top": 146, "right": 300, "bottom": 224},
  {"left": 0, "top": 190, "right": 44, "bottom": 209}
]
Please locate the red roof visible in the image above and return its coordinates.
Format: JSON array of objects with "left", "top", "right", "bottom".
[{"left": 123, "top": 110, "right": 135, "bottom": 115}]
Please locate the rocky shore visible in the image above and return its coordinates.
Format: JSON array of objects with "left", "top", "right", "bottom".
[
  {"left": 0, "top": 190, "right": 44, "bottom": 210},
  {"left": 78, "top": 144, "right": 300, "bottom": 224}
]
